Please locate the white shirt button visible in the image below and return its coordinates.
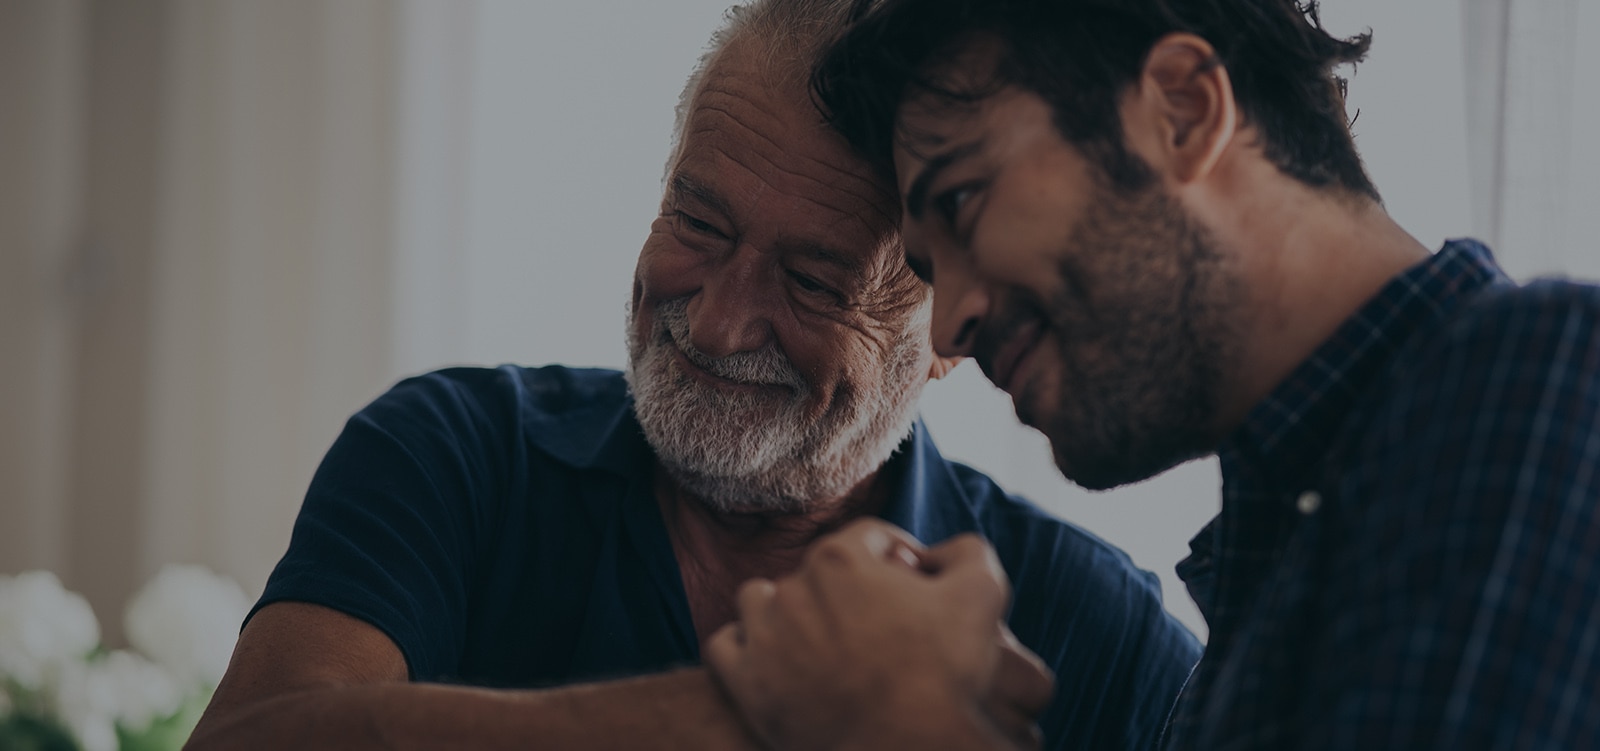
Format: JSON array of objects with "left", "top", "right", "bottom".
[{"left": 1296, "top": 490, "right": 1322, "bottom": 515}]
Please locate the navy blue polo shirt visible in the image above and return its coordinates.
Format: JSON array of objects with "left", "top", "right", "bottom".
[{"left": 253, "top": 365, "right": 1200, "bottom": 749}]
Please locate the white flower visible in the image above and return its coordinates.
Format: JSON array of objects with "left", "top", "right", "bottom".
[
  {"left": 124, "top": 565, "right": 250, "bottom": 689},
  {"left": 0, "top": 571, "right": 101, "bottom": 690},
  {"left": 65, "top": 714, "right": 118, "bottom": 751},
  {"left": 106, "top": 650, "right": 183, "bottom": 732},
  {"left": 48, "top": 659, "right": 119, "bottom": 751},
  {"left": 45, "top": 651, "right": 186, "bottom": 751},
  {"left": 47, "top": 650, "right": 182, "bottom": 750}
]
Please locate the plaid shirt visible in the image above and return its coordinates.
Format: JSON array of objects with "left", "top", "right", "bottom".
[{"left": 1163, "top": 239, "right": 1600, "bottom": 750}]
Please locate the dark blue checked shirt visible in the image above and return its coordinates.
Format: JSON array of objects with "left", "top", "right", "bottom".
[
  {"left": 1164, "top": 239, "right": 1600, "bottom": 749},
  {"left": 253, "top": 365, "right": 1200, "bottom": 750}
]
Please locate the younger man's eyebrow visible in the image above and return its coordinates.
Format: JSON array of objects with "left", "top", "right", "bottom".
[{"left": 904, "top": 141, "right": 983, "bottom": 221}]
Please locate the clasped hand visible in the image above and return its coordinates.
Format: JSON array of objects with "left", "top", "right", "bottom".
[{"left": 705, "top": 519, "right": 1055, "bottom": 750}]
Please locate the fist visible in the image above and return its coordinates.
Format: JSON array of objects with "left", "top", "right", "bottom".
[{"left": 705, "top": 519, "right": 1054, "bottom": 750}]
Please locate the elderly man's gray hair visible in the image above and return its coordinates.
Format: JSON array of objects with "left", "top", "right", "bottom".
[{"left": 664, "top": 0, "right": 874, "bottom": 180}]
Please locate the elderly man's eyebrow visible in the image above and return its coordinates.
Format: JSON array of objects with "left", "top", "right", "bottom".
[
  {"left": 786, "top": 241, "right": 867, "bottom": 274},
  {"left": 669, "top": 172, "right": 734, "bottom": 218},
  {"left": 904, "top": 141, "right": 983, "bottom": 221}
]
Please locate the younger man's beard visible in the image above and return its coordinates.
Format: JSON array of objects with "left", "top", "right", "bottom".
[
  {"left": 982, "top": 179, "right": 1238, "bottom": 491},
  {"left": 624, "top": 296, "right": 930, "bottom": 513}
]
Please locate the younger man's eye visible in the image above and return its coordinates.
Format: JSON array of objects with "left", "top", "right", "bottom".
[{"left": 934, "top": 184, "right": 978, "bottom": 225}]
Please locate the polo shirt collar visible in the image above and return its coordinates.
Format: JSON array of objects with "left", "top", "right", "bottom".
[
  {"left": 522, "top": 377, "right": 653, "bottom": 477},
  {"left": 879, "top": 420, "right": 983, "bottom": 545}
]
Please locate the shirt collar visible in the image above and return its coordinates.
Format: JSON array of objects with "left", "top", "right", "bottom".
[
  {"left": 878, "top": 420, "right": 983, "bottom": 545},
  {"left": 1217, "top": 239, "right": 1511, "bottom": 498},
  {"left": 521, "top": 369, "right": 653, "bottom": 476}
]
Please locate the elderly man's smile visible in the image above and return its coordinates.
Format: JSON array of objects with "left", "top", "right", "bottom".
[{"left": 669, "top": 342, "right": 795, "bottom": 398}]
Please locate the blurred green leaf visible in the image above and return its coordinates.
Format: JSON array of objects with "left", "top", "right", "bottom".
[
  {"left": 116, "top": 693, "right": 207, "bottom": 751},
  {"left": 0, "top": 713, "right": 80, "bottom": 751}
]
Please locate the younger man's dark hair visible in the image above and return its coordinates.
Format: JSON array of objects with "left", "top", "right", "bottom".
[{"left": 816, "top": 0, "right": 1377, "bottom": 200}]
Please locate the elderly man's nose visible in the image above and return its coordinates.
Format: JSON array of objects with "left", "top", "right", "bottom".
[{"left": 691, "top": 261, "right": 775, "bottom": 358}]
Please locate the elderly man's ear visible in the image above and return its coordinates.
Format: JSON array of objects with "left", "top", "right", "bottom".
[{"left": 928, "top": 356, "right": 963, "bottom": 380}]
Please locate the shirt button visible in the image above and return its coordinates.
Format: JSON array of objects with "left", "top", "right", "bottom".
[{"left": 1296, "top": 490, "right": 1322, "bottom": 515}]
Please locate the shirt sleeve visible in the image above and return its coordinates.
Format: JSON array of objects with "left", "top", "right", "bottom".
[
  {"left": 248, "top": 368, "right": 519, "bottom": 681},
  {"left": 1304, "top": 282, "right": 1600, "bottom": 749}
]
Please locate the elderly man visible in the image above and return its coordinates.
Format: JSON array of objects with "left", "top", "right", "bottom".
[
  {"left": 185, "top": 1, "right": 1200, "bottom": 749},
  {"left": 707, "top": 0, "right": 1600, "bottom": 749}
]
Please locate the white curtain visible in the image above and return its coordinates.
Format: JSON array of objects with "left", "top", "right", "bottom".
[
  {"left": 0, "top": 0, "right": 478, "bottom": 641},
  {"left": 1463, "top": 0, "right": 1600, "bottom": 281}
]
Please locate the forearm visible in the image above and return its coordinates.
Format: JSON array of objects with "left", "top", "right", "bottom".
[
  {"left": 185, "top": 668, "right": 760, "bottom": 751},
  {"left": 839, "top": 686, "right": 1024, "bottom": 751}
]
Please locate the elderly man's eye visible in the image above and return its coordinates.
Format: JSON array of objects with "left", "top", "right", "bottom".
[
  {"left": 677, "top": 211, "right": 725, "bottom": 238},
  {"left": 788, "top": 271, "right": 843, "bottom": 303},
  {"left": 789, "top": 272, "right": 827, "bottom": 293}
]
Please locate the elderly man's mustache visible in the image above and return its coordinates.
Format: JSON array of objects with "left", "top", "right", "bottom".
[{"left": 654, "top": 298, "right": 809, "bottom": 393}]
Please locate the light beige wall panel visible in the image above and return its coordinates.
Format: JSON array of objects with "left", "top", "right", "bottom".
[
  {"left": 65, "top": 0, "right": 170, "bottom": 642},
  {"left": 0, "top": 0, "right": 87, "bottom": 578}
]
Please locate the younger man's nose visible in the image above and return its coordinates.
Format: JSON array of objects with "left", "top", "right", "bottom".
[{"left": 930, "top": 277, "right": 990, "bottom": 359}]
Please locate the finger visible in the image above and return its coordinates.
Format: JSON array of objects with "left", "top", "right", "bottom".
[
  {"left": 981, "top": 627, "right": 1052, "bottom": 751},
  {"left": 918, "top": 534, "right": 1002, "bottom": 577},
  {"left": 891, "top": 539, "right": 923, "bottom": 569},
  {"left": 978, "top": 698, "right": 1044, "bottom": 751},
  {"left": 809, "top": 518, "right": 924, "bottom": 568},
  {"left": 702, "top": 622, "right": 747, "bottom": 692},
  {"left": 918, "top": 534, "right": 1011, "bottom": 615},
  {"left": 992, "top": 626, "right": 1055, "bottom": 718},
  {"left": 733, "top": 577, "right": 777, "bottom": 620}
]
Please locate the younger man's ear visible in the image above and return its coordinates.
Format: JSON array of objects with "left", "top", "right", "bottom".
[
  {"left": 1125, "top": 32, "right": 1237, "bottom": 184},
  {"left": 928, "top": 356, "right": 963, "bottom": 381}
]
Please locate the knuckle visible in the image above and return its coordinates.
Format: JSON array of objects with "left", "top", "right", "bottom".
[
  {"left": 994, "top": 570, "right": 1013, "bottom": 602},
  {"left": 804, "top": 536, "right": 856, "bottom": 568},
  {"left": 736, "top": 577, "right": 768, "bottom": 596},
  {"left": 948, "top": 532, "right": 989, "bottom": 552},
  {"left": 842, "top": 517, "right": 890, "bottom": 534},
  {"left": 1026, "top": 671, "right": 1055, "bottom": 709},
  {"left": 735, "top": 578, "right": 775, "bottom": 611},
  {"left": 769, "top": 578, "right": 806, "bottom": 611}
]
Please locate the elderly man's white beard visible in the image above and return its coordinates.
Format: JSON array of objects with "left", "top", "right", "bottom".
[{"left": 625, "top": 297, "right": 929, "bottom": 514}]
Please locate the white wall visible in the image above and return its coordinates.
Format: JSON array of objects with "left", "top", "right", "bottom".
[{"left": 443, "top": 0, "right": 735, "bottom": 373}]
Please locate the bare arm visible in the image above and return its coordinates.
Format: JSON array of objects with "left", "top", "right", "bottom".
[{"left": 184, "top": 602, "right": 760, "bottom": 751}]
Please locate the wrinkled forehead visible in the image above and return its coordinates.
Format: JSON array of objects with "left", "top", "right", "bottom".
[{"left": 675, "top": 44, "right": 905, "bottom": 258}]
